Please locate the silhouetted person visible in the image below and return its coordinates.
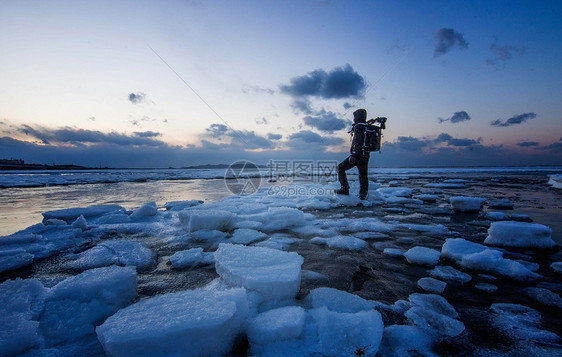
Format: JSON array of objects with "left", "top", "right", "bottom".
[{"left": 335, "top": 108, "right": 370, "bottom": 200}]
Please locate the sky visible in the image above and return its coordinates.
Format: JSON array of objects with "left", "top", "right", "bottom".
[{"left": 1, "top": 0, "right": 561, "bottom": 168}]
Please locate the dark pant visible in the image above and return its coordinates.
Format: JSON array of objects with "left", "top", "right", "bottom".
[{"left": 337, "top": 155, "right": 369, "bottom": 194}]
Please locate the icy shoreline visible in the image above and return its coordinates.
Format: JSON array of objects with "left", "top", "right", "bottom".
[
  {"left": 1, "top": 166, "right": 561, "bottom": 188},
  {"left": 1, "top": 174, "right": 561, "bottom": 356}
]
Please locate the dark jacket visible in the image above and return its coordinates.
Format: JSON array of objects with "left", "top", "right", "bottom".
[{"left": 350, "top": 109, "right": 369, "bottom": 158}]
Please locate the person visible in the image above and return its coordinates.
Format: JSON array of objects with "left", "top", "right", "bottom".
[{"left": 335, "top": 108, "right": 371, "bottom": 200}]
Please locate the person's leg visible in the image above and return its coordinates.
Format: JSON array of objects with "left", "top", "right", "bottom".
[
  {"left": 357, "top": 157, "right": 369, "bottom": 199},
  {"left": 336, "top": 156, "right": 354, "bottom": 194}
]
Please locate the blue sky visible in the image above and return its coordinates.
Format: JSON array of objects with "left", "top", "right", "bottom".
[{"left": 1, "top": 0, "right": 561, "bottom": 167}]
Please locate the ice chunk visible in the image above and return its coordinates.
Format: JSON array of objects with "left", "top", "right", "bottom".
[
  {"left": 179, "top": 209, "right": 235, "bottom": 232},
  {"left": 483, "top": 211, "right": 509, "bottom": 221},
  {"left": 405, "top": 307, "right": 464, "bottom": 337},
  {"left": 425, "top": 182, "right": 466, "bottom": 188},
  {"left": 170, "top": 248, "right": 214, "bottom": 269},
  {"left": 404, "top": 246, "right": 441, "bottom": 266},
  {"left": 40, "top": 266, "right": 137, "bottom": 346},
  {"left": 67, "top": 240, "right": 155, "bottom": 271},
  {"left": 551, "top": 262, "right": 562, "bottom": 273},
  {"left": 547, "top": 174, "right": 562, "bottom": 189},
  {"left": 191, "top": 229, "right": 228, "bottom": 241},
  {"left": 129, "top": 201, "right": 158, "bottom": 220},
  {"left": 399, "top": 223, "right": 449, "bottom": 235},
  {"left": 378, "top": 325, "right": 434, "bottom": 357},
  {"left": 510, "top": 213, "right": 533, "bottom": 222},
  {"left": 430, "top": 266, "right": 472, "bottom": 284},
  {"left": 254, "top": 235, "right": 302, "bottom": 251},
  {"left": 310, "top": 235, "right": 366, "bottom": 250},
  {"left": 96, "top": 288, "right": 248, "bottom": 357},
  {"left": 230, "top": 228, "right": 267, "bottom": 245},
  {"left": 246, "top": 306, "right": 305, "bottom": 345},
  {"left": 257, "top": 207, "right": 306, "bottom": 232},
  {"left": 0, "top": 278, "right": 48, "bottom": 356},
  {"left": 522, "top": 287, "right": 562, "bottom": 308},
  {"left": 383, "top": 248, "right": 404, "bottom": 257},
  {"left": 484, "top": 221, "right": 555, "bottom": 249},
  {"left": 310, "top": 307, "right": 383, "bottom": 357},
  {"left": 377, "top": 187, "right": 413, "bottom": 197},
  {"left": 164, "top": 200, "right": 203, "bottom": 211},
  {"left": 306, "top": 287, "right": 376, "bottom": 313},
  {"left": 301, "top": 270, "right": 328, "bottom": 280},
  {"left": 475, "top": 283, "right": 498, "bottom": 293},
  {"left": 418, "top": 277, "right": 446, "bottom": 294},
  {"left": 488, "top": 199, "right": 514, "bottom": 209},
  {"left": 71, "top": 215, "right": 88, "bottom": 230},
  {"left": 409, "top": 293, "right": 458, "bottom": 318},
  {"left": 89, "top": 212, "right": 131, "bottom": 225},
  {"left": 214, "top": 243, "right": 303, "bottom": 300},
  {"left": 441, "top": 238, "right": 488, "bottom": 263},
  {"left": 0, "top": 249, "right": 34, "bottom": 273},
  {"left": 413, "top": 194, "right": 438, "bottom": 202},
  {"left": 450, "top": 196, "right": 486, "bottom": 212},
  {"left": 42, "top": 204, "right": 125, "bottom": 221},
  {"left": 491, "top": 303, "right": 560, "bottom": 344}
]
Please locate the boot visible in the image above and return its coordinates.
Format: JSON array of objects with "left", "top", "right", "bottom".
[
  {"left": 359, "top": 191, "right": 368, "bottom": 200},
  {"left": 335, "top": 187, "right": 349, "bottom": 195}
]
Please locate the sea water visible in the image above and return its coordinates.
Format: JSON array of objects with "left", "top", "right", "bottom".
[{"left": 1, "top": 167, "right": 561, "bottom": 241}]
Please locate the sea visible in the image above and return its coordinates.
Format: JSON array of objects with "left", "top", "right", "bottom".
[{"left": 1, "top": 166, "right": 561, "bottom": 239}]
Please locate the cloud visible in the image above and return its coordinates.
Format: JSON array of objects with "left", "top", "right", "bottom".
[
  {"left": 438, "top": 111, "right": 471, "bottom": 124},
  {"left": 242, "top": 85, "right": 274, "bottom": 95},
  {"left": 280, "top": 64, "right": 366, "bottom": 99},
  {"left": 535, "top": 141, "right": 562, "bottom": 153},
  {"left": 255, "top": 117, "right": 268, "bottom": 125},
  {"left": 435, "top": 133, "right": 481, "bottom": 146},
  {"left": 384, "top": 136, "right": 430, "bottom": 152},
  {"left": 517, "top": 141, "right": 539, "bottom": 147},
  {"left": 291, "top": 99, "right": 313, "bottom": 115},
  {"left": 128, "top": 92, "right": 146, "bottom": 104},
  {"left": 343, "top": 102, "right": 353, "bottom": 110},
  {"left": 487, "top": 41, "right": 525, "bottom": 68},
  {"left": 134, "top": 131, "right": 161, "bottom": 138},
  {"left": 204, "top": 123, "right": 275, "bottom": 150},
  {"left": 285, "top": 130, "right": 344, "bottom": 150},
  {"left": 491, "top": 112, "right": 536, "bottom": 127},
  {"left": 433, "top": 28, "right": 469, "bottom": 57},
  {"left": 17, "top": 124, "right": 165, "bottom": 147},
  {"left": 302, "top": 111, "right": 351, "bottom": 132},
  {"left": 268, "top": 133, "right": 282, "bottom": 140}
]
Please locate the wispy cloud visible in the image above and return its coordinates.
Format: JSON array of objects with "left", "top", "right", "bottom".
[
  {"left": 491, "top": 112, "right": 536, "bottom": 127},
  {"left": 517, "top": 141, "right": 539, "bottom": 147},
  {"left": 433, "top": 28, "right": 469, "bottom": 57},
  {"left": 487, "top": 40, "right": 525, "bottom": 68}
]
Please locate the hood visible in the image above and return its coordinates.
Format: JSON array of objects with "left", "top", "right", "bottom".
[{"left": 353, "top": 109, "right": 367, "bottom": 123}]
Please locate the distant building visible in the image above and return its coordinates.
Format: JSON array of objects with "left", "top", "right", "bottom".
[{"left": 0, "top": 158, "right": 25, "bottom": 165}]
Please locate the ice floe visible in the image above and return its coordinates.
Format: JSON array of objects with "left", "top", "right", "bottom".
[
  {"left": 311, "top": 235, "right": 367, "bottom": 250},
  {"left": 417, "top": 277, "right": 447, "bottom": 294},
  {"left": 67, "top": 240, "right": 155, "bottom": 271},
  {"left": 441, "top": 238, "right": 541, "bottom": 281},
  {"left": 404, "top": 246, "right": 441, "bottom": 266},
  {"left": 214, "top": 243, "right": 304, "bottom": 301},
  {"left": 96, "top": 288, "right": 248, "bottom": 357},
  {"left": 169, "top": 248, "right": 214, "bottom": 269},
  {"left": 484, "top": 221, "right": 556, "bottom": 249},
  {"left": 449, "top": 196, "right": 486, "bottom": 212}
]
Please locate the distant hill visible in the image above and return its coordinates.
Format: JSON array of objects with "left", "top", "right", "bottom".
[{"left": 0, "top": 158, "right": 105, "bottom": 171}]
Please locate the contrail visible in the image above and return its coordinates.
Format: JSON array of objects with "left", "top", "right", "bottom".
[{"left": 147, "top": 44, "right": 248, "bottom": 145}]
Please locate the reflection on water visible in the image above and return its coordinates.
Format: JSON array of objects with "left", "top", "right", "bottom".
[{"left": 0, "top": 179, "right": 235, "bottom": 236}]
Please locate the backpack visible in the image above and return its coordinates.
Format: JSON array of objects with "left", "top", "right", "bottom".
[{"left": 355, "top": 123, "right": 382, "bottom": 152}]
